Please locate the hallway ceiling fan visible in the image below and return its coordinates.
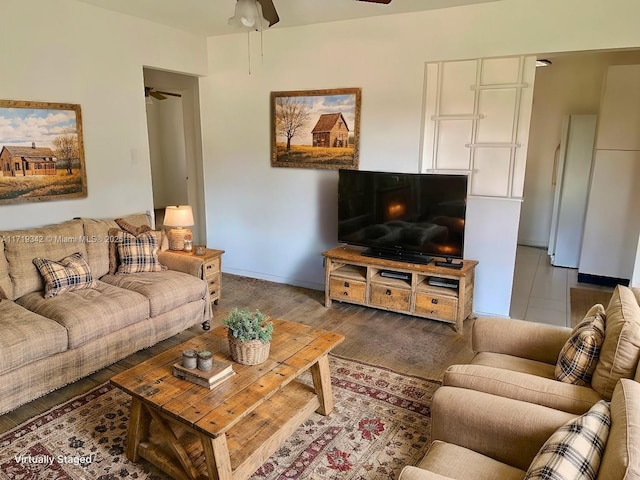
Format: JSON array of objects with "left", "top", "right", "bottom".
[
  {"left": 145, "top": 87, "right": 182, "bottom": 101},
  {"left": 230, "top": 0, "right": 392, "bottom": 30}
]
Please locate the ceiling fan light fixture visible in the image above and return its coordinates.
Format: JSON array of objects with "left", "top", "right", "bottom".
[
  {"left": 228, "top": 0, "right": 268, "bottom": 31},
  {"left": 536, "top": 59, "right": 552, "bottom": 67}
]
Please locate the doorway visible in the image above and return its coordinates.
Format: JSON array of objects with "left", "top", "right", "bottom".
[
  {"left": 517, "top": 49, "right": 640, "bottom": 250},
  {"left": 143, "top": 67, "right": 206, "bottom": 243}
]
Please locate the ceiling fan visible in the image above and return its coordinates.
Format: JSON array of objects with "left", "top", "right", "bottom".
[
  {"left": 144, "top": 87, "right": 182, "bottom": 101},
  {"left": 231, "top": 0, "right": 392, "bottom": 30}
]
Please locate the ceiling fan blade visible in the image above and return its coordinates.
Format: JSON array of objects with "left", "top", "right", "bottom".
[
  {"left": 150, "top": 91, "right": 165, "bottom": 100},
  {"left": 257, "top": 0, "right": 279, "bottom": 26},
  {"left": 155, "top": 90, "right": 182, "bottom": 98}
]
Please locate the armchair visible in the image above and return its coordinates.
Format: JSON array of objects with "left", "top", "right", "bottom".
[
  {"left": 442, "top": 285, "right": 640, "bottom": 414},
  {"left": 398, "top": 379, "right": 640, "bottom": 479}
]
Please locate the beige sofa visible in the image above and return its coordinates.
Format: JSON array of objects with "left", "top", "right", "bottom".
[
  {"left": 0, "top": 214, "right": 210, "bottom": 415},
  {"left": 399, "top": 378, "right": 640, "bottom": 479}
]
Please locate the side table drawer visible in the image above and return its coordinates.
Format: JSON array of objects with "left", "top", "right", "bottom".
[
  {"left": 330, "top": 277, "right": 366, "bottom": 303},
  {"left": 369, "top": 284, "right": 411, "bottom": 311},
  {"left": 414, "top": 293, "right": 457, "bottom": 321},
  {"left": 208, "top": 274, "right": 220, "bottom": 298},
  {"left": 204, "top": 258, "right": 221, "bottom": 280}
]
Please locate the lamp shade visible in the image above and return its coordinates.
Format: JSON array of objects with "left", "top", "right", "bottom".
[{"left": 164, "top": 205, "right": 194, "bottom": 227}]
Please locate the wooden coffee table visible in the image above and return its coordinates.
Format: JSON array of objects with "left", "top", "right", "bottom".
[{"left": 110, "top": 318, "right": 344, "bottom": 480}]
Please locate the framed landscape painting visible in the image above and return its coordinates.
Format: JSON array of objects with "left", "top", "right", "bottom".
[
  {"left": 0, "top": 100, "right": 88, "bottom": 205},
  {"left": 271, "top": 88, "right": 361, "bottom": 169}
]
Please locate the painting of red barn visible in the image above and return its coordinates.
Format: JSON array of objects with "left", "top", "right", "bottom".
[
  {"left": 0, "top": 100, "right": 88, "bottom": 205},
  {"left": 271, "top": 88, "right": 360, "bottom": 169}
]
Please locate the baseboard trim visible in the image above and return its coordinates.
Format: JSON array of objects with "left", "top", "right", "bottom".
[
  {"left": 222, "top": 267, "right": 325, "bottom": 292},
  {"left": 577, "top": 273, "right": 629, "bottom": 288}
]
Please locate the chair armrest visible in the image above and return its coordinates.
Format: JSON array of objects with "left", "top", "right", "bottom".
[
  {"left": 398, "top": 467, "right": 454, "bottom": 480},
  {"left": 431, "top": 386, "right": 576, "bottom": 471},
  {"left": 158, "top": 251, "right": 203, "bottom": 278},
  {"left": 444, "top": 364, "right": 602, "bottom": 415},
  {"left": 472, "top": 316, "right": 571, "bottom": 365}
]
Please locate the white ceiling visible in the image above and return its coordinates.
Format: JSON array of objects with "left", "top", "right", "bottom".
[{"left": 75, "top": 0, "right": 501, "bottom": 37}]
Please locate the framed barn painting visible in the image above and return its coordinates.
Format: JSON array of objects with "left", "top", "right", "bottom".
[
  {"left": 0, "top": 100, "right": 88, "bottom": 205},
  {"left": 271, "top": 88, "right": 361, "bottom": 169}
]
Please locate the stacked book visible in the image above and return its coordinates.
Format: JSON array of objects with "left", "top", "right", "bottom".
[{"left": 172, "top": 360, "right": 235, "bottom": 389}]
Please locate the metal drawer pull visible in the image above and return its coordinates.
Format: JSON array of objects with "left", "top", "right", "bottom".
[
  {"left": 386, "top": 289, "right": 392, "bottom": 296},
  {"left": 431, "top": 298, "right": 439, "bottom": 304},
  {"left": 343, "top": 291, "right": 348, "bottom": 296},
  {"left": 344, "top": 281, "right": 350, "bottom": 287}
]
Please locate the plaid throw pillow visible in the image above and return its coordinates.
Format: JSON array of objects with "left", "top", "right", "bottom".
[
  {"left": 116, "top": 230, "right": 166, "bottom": 274},
  {"left": 524, "top": 400, "right": 610, "bottom": 480},
  {"left": 33, "top": 252, "right": 98, "bottom": 298},
  {"left": 555, "top": 305, "right": 606, "bottom": 385}
]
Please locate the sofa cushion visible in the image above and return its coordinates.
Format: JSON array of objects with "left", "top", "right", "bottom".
[
  {"left": 115, "top": 230, "right": 166, "bottom": 274},
  {"left": 598, "top": 379, "right": 640, "bottom": 480},
  {"left": 471, "top": 351, "right": 556, "bottom": 379},
  {"left": 1, "top": 220, "right": 88, "bottom": 299},
  {"left": 0, "top": 238, "right": 12, "bottom": 300},
  {"left": 444, "top": 364, "right": 602, "bottom": 415},
  {"left": 592, "top": 285, "right": 640, "bottom": 400},
  {"left": 0, "top": 300, "right": 68, "bottom": 375},
  {"left": 406, "top": 440, "right": 525, "bottom": 480},
  {"left": 524, "top": 400, "right": 610, "bottom": 480},
  {"left": 100, "top": 270, "right": 207, "bottom": 317},
  {"left": 33, "top": 252, "right": 98, "bottom": 298},
  {"left": 555, "top": 304, "right": 606, "bottom": 386},
  {"left": 16, "top": 281, "right": 149, "bottom": 349}
]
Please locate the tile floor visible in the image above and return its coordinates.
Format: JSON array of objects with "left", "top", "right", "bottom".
[{"left": 509, "top": 245, "right": 611, "bottom": 327}]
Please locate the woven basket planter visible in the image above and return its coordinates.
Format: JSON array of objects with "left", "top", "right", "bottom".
[{"left": 228, "top": 333, "right": 270, "bottom": 366}]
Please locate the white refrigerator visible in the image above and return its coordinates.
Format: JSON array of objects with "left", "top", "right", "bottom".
[{"left": 547, "top": 114, "right": 597, "bottom": 268}]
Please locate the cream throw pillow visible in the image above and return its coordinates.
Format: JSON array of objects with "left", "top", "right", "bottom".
[
  {"left": 524, "top": 400, "right": 611, "bottom": 480},
  {"left": 33, "top": 252, "right": 98, "bottom": 298},
  {"left": 115, "top": 230, "right": 166, "bottom": 274},
  {"left": 555, "top": 304, "right": 605, "bottom": 386}
]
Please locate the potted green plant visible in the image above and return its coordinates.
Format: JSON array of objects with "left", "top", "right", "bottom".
[{"left": 222, "top": 308, "right": 274, "bottom": 365}]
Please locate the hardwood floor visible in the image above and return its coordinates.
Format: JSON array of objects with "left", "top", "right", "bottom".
[{"left": 0, "top": 273, "right": 475, "bottom": 434}]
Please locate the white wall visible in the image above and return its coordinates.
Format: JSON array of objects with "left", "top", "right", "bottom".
[
  {"left": 0, "top": 0, "right": 207, "bottom": 230},
  {"left": 202, "top": 0, "right": 640, "bottom": 316}
]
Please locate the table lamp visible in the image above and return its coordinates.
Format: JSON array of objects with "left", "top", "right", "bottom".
[{"left": 164, "top": 205, "right": 194, "bottom": 251}]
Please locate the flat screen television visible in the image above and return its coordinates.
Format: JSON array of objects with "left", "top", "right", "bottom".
[{"left": 337, "top": 170, "right": 468, "bottom": 265}]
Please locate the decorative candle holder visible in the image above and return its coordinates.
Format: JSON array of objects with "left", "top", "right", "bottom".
[
  {"left": 182, "top": 349, "right": 197, "bottom": 369},
  {"left": 197, "top": 350, "right": 213, "bottom": 371}
]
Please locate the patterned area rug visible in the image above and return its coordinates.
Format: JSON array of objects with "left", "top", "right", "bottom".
[{"left": 0, "top": 356, "right": 439, "bottom": 480}]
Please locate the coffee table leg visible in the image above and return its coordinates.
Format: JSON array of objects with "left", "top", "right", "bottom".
[
  {"left": 202, "top": 433, "right": 233, "bottom": 480},
  {"left": 127, "top": 397, "right": 150, "bottom": 462},
  {"left": 310, "top": 354, "right": 334, "bottom": 415}
]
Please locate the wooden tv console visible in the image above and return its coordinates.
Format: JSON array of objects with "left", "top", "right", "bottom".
[{"left": 322, "top": 246, "right": 477, "bottom": 333}]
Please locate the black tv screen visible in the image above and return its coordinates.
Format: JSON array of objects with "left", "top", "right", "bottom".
[{"left": 338, "top": 170, "right": 468, "bottom": 263}]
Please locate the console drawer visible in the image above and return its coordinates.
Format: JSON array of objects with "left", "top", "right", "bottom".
[
  {"left": 414, "top": 293, "right": 457, "bottom": 321},
  {"left": 369, "top": 284, "right": 411, "bottom": 311},
  {"left": 330, "top": 278, "right": 366, "bottom": 303}
]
